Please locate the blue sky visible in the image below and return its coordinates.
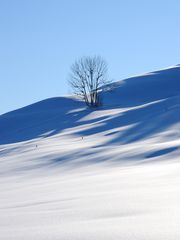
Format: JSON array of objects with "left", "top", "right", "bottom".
[{"left": 0, "top": 0, "right": 180, "bottom": 114}]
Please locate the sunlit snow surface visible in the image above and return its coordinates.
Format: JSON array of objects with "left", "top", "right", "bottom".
[{"left": 1, "top": 65, "right": 180, "bottom": 239}]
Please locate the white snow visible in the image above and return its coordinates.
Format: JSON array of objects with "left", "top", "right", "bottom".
[{"left": 1, "top": 65, "right": 180, "bottom": 239}]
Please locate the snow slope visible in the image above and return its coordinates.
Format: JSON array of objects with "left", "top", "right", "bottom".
[{"left": 1, "top": 65, "right": 180, "bottom": 239}]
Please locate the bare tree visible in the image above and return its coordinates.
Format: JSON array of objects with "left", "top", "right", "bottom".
[{"left": 69, "top": 56, "right": 108, "bottom": 107}]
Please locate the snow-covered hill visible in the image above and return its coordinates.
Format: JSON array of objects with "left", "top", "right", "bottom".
[
  {"left": 1, "top": 65, "right": 180, "bottom": 239},
  {"left": 103, "top": 64, "right": 180, "bottom": 107}
]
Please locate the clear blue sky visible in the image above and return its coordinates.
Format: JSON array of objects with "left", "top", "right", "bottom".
[{"left": 0, "top": 0, "right": 180, "bottom": 114}]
